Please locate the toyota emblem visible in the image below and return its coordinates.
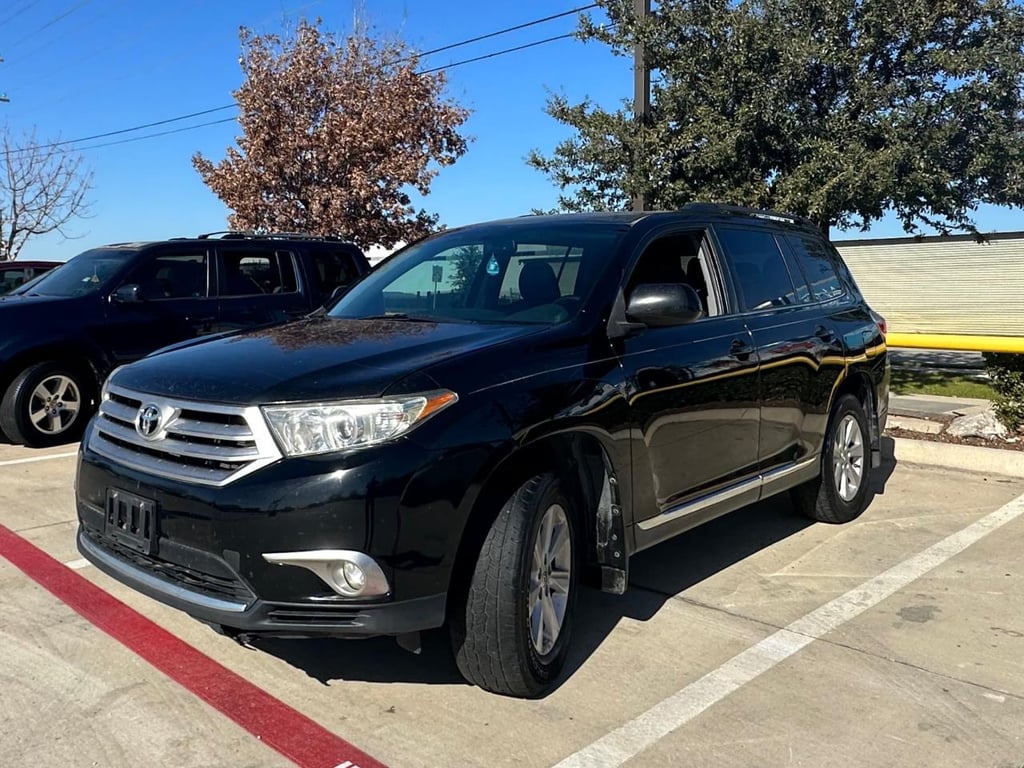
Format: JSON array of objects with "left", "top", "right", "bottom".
[{"left": 136, "top": 403, "right": 162, "bottom": 439}]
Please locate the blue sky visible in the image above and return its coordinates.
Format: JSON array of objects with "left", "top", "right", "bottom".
[{"left": 1, "top": 0, "right": 1021, "bottom": 261}]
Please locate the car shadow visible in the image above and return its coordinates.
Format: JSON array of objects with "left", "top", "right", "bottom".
[{"left": 253, "top": 441, "right": 900, "bottom": 693}]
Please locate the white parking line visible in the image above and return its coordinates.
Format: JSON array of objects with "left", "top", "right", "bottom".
[
  {"left": 554, "top": 490, "right": 1024, "bottom": 768},
  {"left": 0, "top": 451, "right": 78, "bottom": 467},
  {"left": 64, "top": 558, "right": 91, "bottom": 570}
]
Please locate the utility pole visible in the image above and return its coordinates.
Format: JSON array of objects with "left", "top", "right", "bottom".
[
  {"left": 0, "top": 57, "right": 8, "bottom": 103},
  {"left": 632, "top": 0, "right": 651, "bottom": 211}
]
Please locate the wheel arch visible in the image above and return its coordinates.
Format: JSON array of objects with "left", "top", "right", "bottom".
[
  {"left": 446, "top": 430, "right": 628, "bottom": 625},
  {"left": 831, "top": 367, "right": 881, "bottom": 462},
  {"left": 0, "top": 341, "right": 106, "bottom": 399}
]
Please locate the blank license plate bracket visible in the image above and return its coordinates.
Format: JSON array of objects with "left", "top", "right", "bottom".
[{"left": 104, "top": 489, "right": 157, "bottom": 555}]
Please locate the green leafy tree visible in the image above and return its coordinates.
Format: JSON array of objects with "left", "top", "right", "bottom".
[
  {"left": 194, "top": 18, "right": 470, "bottom": 250},
  {"left": 529, "top": 0, "right": 1024, "bottom": 233}
]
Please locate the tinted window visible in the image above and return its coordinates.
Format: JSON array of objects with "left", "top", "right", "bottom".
[
  {"left": 220, "top": 248, "right": 294, "bottom": 296},
  {"left": 0, "top": 268, "right": 28, "bottom": 294},
  {"left": 26, "top": 248, "right": 136, "bottom": 297},
  {"left": 308, "top": 251, "right": 358, "bottom": 298},
  {"left": 717, "top": 228, "right": 800, "bottom": 311},
  {"left": 331, "top": 221, "right": 624, "bottom": 325},
  {"left": 786, "top": 234, "right": 844, "bottom": 302},
  {"left": 127, "top": 251, "right": 208, "bottom": 300}
]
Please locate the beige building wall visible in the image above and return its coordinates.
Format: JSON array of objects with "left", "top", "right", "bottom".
[{"left": 834, "top": 232, "right": 1024, "bottom": 337}]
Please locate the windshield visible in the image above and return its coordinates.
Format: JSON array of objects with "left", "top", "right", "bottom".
[
  {"left": 331, "top": 220, "right": 625, "bottom": 325},
  {"left": 25, "top": 248, "right": 137, "bottom": 297}
]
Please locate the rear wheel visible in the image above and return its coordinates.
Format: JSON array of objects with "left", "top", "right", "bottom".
[
  {"left": 0, "top": 362, "right": 93, "bottom": 447},
  {"left": 792, "top": 393, "right": 872, "bottom": 524},
  {"left": 451, "top": 472, "right": 579, "bottom": 698}
]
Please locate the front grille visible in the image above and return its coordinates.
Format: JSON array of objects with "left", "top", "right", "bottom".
[
  {"left": 89, "top": 384, "right": 282, "bottom": 486},
  {"left": 103, "top": 536, "right": 255, "bottom": 603}
]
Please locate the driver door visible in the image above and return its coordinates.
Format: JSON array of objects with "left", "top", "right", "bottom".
[
  {"left": 617, "top": 229, "right": 761, "bottom": 546},
  {"left": 100, "top": 247, "right": 217, "bottom": 364}
]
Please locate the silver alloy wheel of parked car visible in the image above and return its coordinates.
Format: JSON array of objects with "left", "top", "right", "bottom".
[
  {"left": 30, "top": 374, "right": 81, "bottom": 435},
  {"left": 528, "top": 502, "right": 572, "bottom": 656},
  {"left": 832, "top": 413, "right": 865, "bottom": 502}
]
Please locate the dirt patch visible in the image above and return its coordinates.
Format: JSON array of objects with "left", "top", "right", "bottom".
[{"left": 886, "top": 425, "right": 1024, "bottom": 452}]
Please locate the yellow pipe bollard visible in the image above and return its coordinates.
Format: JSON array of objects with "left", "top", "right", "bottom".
[{"left": 886, "top": 333, "right": 1024, "bottom": 354}]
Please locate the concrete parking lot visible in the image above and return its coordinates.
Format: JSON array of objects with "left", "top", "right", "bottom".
[{"left": 1, "top": 439, "right": 1023, "bottom": 768}]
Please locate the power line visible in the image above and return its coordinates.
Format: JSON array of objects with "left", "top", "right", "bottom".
[
  {"left": 8, "top": 5, "right": 601, "bottom": 156},
  {"left": 74, "top": 116, "right": 238, "bottom": 151},
  {"left": 24, "top": 105, "right": 237, "bottom": 152},
  {"left": 4, "top": 0, "right": 95, "bottom": 53},
  {"left": 0, "top": 0, "right": 43, "bottom": 28},
  {"left": 410, "top": 3, "right": 596, "bottom": 61},
  {"left": 8, "top": 0, "right": 128, "bottom": 72},
  {"left": 420, "top": 31, "right": 580, "bottom": 75},
  {"left": 8, "top": 0, "right": 323, "bottom": 97}
]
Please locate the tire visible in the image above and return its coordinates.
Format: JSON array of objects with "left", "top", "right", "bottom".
[
  {"left": 451, "top": 472, "right": 579, "bottom": 698},
  {"left": 792, "top": 393, "right": 872, "bottom": 524},
  {"left": 0, "top": 362, "right": 93, "bottom": 447}
]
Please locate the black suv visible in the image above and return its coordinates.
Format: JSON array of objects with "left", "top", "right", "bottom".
[
  {"left": 75, "top": 205, "right": 889, "bottom": 698},
  {"left": 0, "top": 232, "right": 368, "bottom": 447}
]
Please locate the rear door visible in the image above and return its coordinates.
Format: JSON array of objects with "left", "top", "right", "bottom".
[
  {"left": 713, "top": 225, "right": 844, "bottom": 473},
  {"left": 781, "top": 231, "right": 868, "bottom": 450},
  {"left": 214, "top": 246, "right": 306, "bottom": 331},
  {"left": 619, "top": 227, "right": 761, "bottom": 539}
]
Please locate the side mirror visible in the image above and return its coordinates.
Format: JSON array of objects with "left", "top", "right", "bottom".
[
  {"left": 112, "top": 284, "right": 143, "bottom": 303},
  {"left": 625, "top": 283, "right": 703, "bottom": 327}
]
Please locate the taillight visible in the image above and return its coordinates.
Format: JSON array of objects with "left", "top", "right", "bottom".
[{"left": 870, "top": 310, "right": 887, "bottom": 338}]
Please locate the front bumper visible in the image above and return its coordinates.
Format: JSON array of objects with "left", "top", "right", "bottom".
[
  {"left": 74, "top": 422, "right": 478, "bottom": 637},
  {"left": 78, "top": 528, "right": 445, "bottom": 636}
]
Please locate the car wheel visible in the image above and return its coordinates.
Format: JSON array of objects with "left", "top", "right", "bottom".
[
  {"left": 792, "top": 393, "right": 872, "bottom": 524},
  {"left": 0, "top": 362, "right": 93, "bottom": 447},
  {"left": 451, "top": 472, "right": 579, "bottom": 698}
]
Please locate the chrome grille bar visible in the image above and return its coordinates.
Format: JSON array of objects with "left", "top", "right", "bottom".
[{"left": 90, "top": 384, "right": 282, "bottom": 487}]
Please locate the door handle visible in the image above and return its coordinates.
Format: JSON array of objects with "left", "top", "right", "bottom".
[
  {"left": 730, "top": 339, "right": 754, "bottom": 360},
  {"left": 814, "top": 325, "right": 836, "bottom": 342}
]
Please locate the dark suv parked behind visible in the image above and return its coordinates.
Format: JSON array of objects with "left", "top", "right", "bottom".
[
  {"left": 75, "top": 205, "right": 889, "bottom": 697},
  {"left": 0, "top": 232, "right": 368, "bottom": 447}
]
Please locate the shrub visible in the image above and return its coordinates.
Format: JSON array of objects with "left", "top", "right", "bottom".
[{"left": 982, "top": 352, "right": 1024, "bottom": 431}]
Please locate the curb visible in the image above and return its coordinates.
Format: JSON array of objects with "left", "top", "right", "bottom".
[{"left": 893, "top": 436, "right": 1024, "bottom": 479}]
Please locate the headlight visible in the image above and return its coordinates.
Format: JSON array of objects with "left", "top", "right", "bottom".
[
  {"left": 99, "top": 365, "right": 126, "bottom": 402},
  {"left": 262, "top": 390, "right": 457, "bottom": 457}
]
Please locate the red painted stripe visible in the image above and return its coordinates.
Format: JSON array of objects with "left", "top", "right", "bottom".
[{"left": 0, "top": 523, "right": 387, "bottom": 768}]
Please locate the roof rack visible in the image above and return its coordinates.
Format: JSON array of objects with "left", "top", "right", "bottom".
[
  {"left": 680, "top": 202, "right": 814, "bottom": 227},
  {"left": 194, "top": 230, "right": 353, "bottom": 242},
  {"left": 196, "top": 230, "right": 255, "bottom": 240}
]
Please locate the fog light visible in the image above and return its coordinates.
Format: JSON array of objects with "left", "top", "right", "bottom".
[
  {"left": 342, "top": 561, "right": 366, "bottom": 591},
  {"left": 263, "top": 549, "right": 390, "bottom": 598}
]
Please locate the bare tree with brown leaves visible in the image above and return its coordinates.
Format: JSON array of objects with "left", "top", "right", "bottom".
[
  {"left": 193, "top": 19, "right": 471, "bottom": 250},
  {"left": 0, "top": 126, "right": 92, "bottom": 261}
]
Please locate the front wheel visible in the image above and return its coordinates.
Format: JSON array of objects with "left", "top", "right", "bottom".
[
  {"left": 792, "top": 393, "right": 872, "bottom": 524},
  {"left": 451, "top": 472, "right": 579, "bottom": 698},
  {"left": 0, "top": 362, "right": 93, "bottom": 447}
]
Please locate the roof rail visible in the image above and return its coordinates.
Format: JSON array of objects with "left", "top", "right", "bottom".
[
  {"left": 196, "top": 230, "right": 255, "bottom": 240},
  {"left": 263, "top": 231, "right": 352, "bottom": 242},
  {"left": 195, "top": 230, "right": 353, "bottom": 242},
  {"left": 680, "top": 202, "right": 814, "bottom": 227}
]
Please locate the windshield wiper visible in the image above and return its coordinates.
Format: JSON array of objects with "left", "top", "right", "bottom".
[{"left": 359, "top": 312, "right": 437, "bottom": 322}]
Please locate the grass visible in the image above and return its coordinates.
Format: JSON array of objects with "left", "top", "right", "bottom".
[{"left": 890, "top": 369, "right": 998, "bottom": 400}]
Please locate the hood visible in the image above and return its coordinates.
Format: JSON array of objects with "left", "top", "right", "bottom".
[
  {"left": 111, "top": 315, "right": 546, "bottom": 405},
  {"left": 0, "top": 292, "right": 74, "bottom": 306}
]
